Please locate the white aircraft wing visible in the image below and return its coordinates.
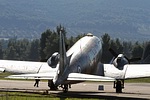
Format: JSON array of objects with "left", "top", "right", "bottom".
[
  {"left": 67, "top": 73, "right": 115, "bottom": 81},
  {"left": 125, "top": 64, "right": 150, "bottom": 79},
  {"left": 103, "top": 64, "right": 150, "bottom": 79},
  {"left": 6, "top": 72, "right": 56, "bottom": 80}
]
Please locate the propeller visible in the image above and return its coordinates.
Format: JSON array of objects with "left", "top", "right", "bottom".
[
  {"left": 109, "top": 48, "right": 118, "bottom": 58},
  {"left": 109, "top": 48, "right": 141, "bottom": 64}
]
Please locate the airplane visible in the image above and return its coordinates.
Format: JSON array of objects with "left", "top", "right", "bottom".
[{"left": 1, "top": 31, "right": 150, "bottom": 93}]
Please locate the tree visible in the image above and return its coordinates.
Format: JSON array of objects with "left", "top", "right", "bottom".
[
  {"left": 4, "top": 38, "right": 30, "bottom": 60},
  {"left": 115, "top": 38, "right": 123, "bottom": 53},
  {"left": 16, "top": 39, "right": 30, "bottom": 60},
  {"left": 0, "top": 42, "right": 3, "bottom": 59},
  {"left": 101, "top": 33, "right": 112, "bottom": 63},
  {"left": 40, "top": 29, "right": 52, "bottom": 60},
  {"left": 40, "top": 25, "right": 67, "bottom": 60},
  {"left": 4, "top": 38, "right": 17, "bottom": 60},
  {"left": 5, "top": 46, "right": 17, "bottom": 60},
  {"left": 132, "top": 42, "right": 143, "bottom": 58},
  {"left": 43, "top": 31, "right": 59, "bottom": 59},
  {"left": 28, "top": 39, "right": 40, "bottom": 61},
  {"left": 122, "top": 41, "right": 132, "bottom": 58}
]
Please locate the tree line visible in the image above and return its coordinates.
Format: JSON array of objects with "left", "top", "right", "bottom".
[{"left": 0, "top": 26, "right": 149, "bottom": 63}]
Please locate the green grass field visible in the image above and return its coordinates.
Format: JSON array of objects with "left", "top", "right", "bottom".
[
  {"left": 125, "top": 78, "right": 150, "bottom": 83},
  {"left": 0, "top": 92, "right": 53, "bottom": 100},
  {"left": 0, "top": 92, "right": 101, "bottom": 100}
]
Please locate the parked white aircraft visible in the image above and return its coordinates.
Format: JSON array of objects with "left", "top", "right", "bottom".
[{"left": 1, "top": 31, "right": 150, "bottom": 93}]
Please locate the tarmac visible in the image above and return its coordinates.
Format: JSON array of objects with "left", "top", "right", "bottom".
[{"left": 0, "top": 80, "right": 150, "bottom": 99}]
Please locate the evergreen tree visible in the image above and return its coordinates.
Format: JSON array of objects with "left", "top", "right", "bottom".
[
  {"left": 5, "top": 38, "right": 17, "bottom": 60},
  {"left": 43, "top": 31, "right": 59, "bottom": 59},
  {"left": 122, "top": 41, "right": 132, "bottom": 58},
  {"left": 132, "top": 42, "right": 143, "bottom": 58},
  {"left": 4, "top": 38, "right": 30, "bottom": 60},
  {"left": 5, "top": 46, "right": 17, "bottom": 60},
  {"left": 101, "top": 33, "right": 112, "bottom": 63},
  {"left": 0, "top": 42, "right": 3, "bottom": 59},
  {"left": 28, "top": 39, "right": 40, "bottom": 61},
  {"left": 40, "top": 25, "right": 67, "bottom": 60},
  {"left": 40, "top": 29, "right": 52, "bottom": 60}
]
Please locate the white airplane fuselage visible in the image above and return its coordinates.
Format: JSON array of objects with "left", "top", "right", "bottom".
[{"left": 54, "top": 35, "right": 102, "bottom": 86}]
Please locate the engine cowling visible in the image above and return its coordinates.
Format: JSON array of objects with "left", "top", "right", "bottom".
[
  {"left": 112, "top": 54, "right": 129, "bottom": 70},
  {"left": 47, "top": 52, "right": 59, "bottom": 68}
]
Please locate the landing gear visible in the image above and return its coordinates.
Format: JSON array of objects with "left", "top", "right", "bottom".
[
  {"left": 48, "top": 80, "right": 71, "bottom": 92},
  {"left": 114, "top": 80, "right": 124, "bottom": 93},
  {"left": 60, "top": 84, "right": 71, "bottom": 93},
  {"left": 63, "top": 84, "right": 68, "bottom": 93},
  {"left": 48, "top": 80, "right": 57, "bottom": 90}
]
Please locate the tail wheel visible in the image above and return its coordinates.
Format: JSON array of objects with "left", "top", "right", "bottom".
[
  {"left": 48, "top": 80, "right": 57, "bottom": 90},
  {"left": 63, "top": 84, "right": 68, "bottom": 93}
]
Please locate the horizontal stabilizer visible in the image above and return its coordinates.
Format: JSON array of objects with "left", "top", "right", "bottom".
[
  {"left": 6, "top": 72, "right": 55, "bottom": 80},
  {"left": 68, "top": 73, "right": 115, "bottom": 81}
]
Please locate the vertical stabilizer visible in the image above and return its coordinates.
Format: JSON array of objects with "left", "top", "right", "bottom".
[
  {"left": 59, "top": 30, "right": 67, "bottom": 75},
  {"left": 53, "top": 30, "right": 72, "bottom": 85}
]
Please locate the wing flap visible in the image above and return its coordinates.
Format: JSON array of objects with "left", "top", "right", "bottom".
[
  {"left": 6, "top": 72, "right": 55, "bottom": 80},
  {"left": 68, "top": 73, "right": 115, "bottom": 81}
]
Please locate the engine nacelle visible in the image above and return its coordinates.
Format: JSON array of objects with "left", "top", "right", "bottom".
[
  {"left": 112, "top": 54, "right": 129, "bottom": 70},
  {"left": 47, "top": 52, "right": 59, "bottom": 68}
]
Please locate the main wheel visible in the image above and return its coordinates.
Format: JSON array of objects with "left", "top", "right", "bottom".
[{"left": 116, "top": 80, "right": 122, "bottom": 93}]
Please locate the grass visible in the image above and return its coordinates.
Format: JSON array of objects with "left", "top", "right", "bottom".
[
  {"left": 0, "top": 92, "right": 100, "bottom": 100},
  {"left": 0, "top": 92, "right": 56, "bottom": 100},
  {"left": 125, "top": 78, "right": 150, "bottom": 83},
  {"left": 0, "top": 72, "right": 12, "bottom": 79}
]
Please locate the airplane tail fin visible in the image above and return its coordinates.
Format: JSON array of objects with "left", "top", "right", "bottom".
[
  {"left": 141, "top": 43, "right": 150, "bottom": 64},
  {"left": 59, "top": 30, "right": 67, "bottom": 75},
  {"left": 53, "top": 29, "right": 73, "bottom": 85}
]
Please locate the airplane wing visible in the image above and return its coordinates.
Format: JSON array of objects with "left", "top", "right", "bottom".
[
  {"left": 67, "top": 73, "right": 115, "bottom": 81},
  {"left": 103, "top": 64, "right": 150, "bottom": 79},
  {"left": 124, "top": 64, "right": 150, "bottom": 79},
  {"left": 6, "top": 72, "right": 56, "bottom": 80}
]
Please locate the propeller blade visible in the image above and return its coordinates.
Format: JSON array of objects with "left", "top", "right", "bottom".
[
  {"left": 129, "top": 58, "right": 141, "bottom": 62},
  {"left": 40, "top": 59, "right": 48, "bottom": 62},
  {"left": 109, "top": 48, "right": 118, "bottom": 57}
]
